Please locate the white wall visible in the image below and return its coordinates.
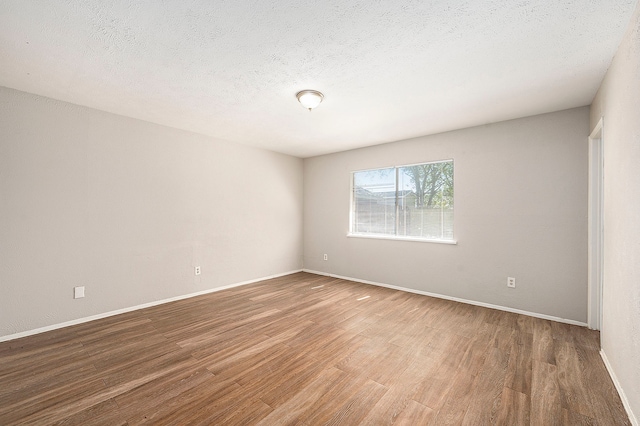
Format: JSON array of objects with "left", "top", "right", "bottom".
[
  {"left": 590, "top": 2, "right": 640, "bottom": 422},
  {"left": 0, "top": 86, "right": 303, "bottom": 339},
  {"left": 304, "top": 107, "right": 589, "bottom": 323}
]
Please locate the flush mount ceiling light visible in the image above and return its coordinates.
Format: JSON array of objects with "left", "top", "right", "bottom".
[{"left": 296, "top": 90, "right": 324, "bottom": 111}]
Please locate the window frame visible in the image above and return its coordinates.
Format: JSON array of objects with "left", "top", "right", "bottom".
[{"left": 348, "top": 159, "right": 457, "bottom": 244}]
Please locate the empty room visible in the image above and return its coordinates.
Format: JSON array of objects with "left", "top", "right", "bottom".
[{"left": 1, "top": 1, "right": 639, "bottom": 424}]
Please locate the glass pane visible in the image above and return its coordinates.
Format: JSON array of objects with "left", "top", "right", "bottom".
[
  {"left": 352, "top": 168, "right": 396, "bottom": 235},
  {"left": 397, "top": 161, "right": 454, "bottom": 239}
]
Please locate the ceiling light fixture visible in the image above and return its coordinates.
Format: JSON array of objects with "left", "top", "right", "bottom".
[{"left": 296, "top": 90, "right": 324, "bottom": 111}]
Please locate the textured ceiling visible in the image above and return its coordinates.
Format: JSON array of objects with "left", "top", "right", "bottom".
[{"left": 0, "top": 1, "right": 637, "bottom": 157}]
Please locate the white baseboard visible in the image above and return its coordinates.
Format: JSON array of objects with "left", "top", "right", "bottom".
[
  {"left": 302, "top": 269, "right": 588, "bottom": 327},
  {"left": 600, "top": 349, "right": 638, "bottom": 426},
  {"left": 0, "top": 269, "right": 303, "bottom": 343}
]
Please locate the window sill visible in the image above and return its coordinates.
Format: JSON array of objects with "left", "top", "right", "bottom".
[{"left": 346, "top": 233, "right": 457, "bottom": 245}]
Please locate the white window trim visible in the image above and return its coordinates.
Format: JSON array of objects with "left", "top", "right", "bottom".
[
  {"left": 349, "top": 160, "right": 455, "bottom": 243},
  {"left": 346, "top": 233, "right": 457, "bottom": 244}
]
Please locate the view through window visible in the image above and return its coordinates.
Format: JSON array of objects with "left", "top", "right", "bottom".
[{"left": 351, "top": 160, "right": 454, "bottom": 240}]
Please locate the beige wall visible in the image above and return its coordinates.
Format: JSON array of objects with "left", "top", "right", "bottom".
[
  {"left": 590, "top": 2, "right": 640, "bottom": 422},
  {"left": 0, "top": 86, "right": 303, "bottom": 338},
  {"left": 304, "top": 107, "right": 589, "bottom": 322}
]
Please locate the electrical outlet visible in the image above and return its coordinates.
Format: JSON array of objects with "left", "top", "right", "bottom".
[
  {"left": 323, "top": 254, "right": 328, "bottom": 261},
  {"left": 507, "top": 277, "right": 516, "bottom": 288},
  {"left": 74, "top": 286, "right": 85, "bottom": 299},
  {"left": 195, "top": 266, "right": 201, "bottom": 276}
]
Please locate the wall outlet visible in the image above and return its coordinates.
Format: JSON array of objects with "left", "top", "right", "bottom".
[
  {"left": 74, "top": 286, "right": 85, "bottom": 299},
  {"left": 195, "top": 266, "right": 201, "bottom": 276},
  {"left": 323, "top": 254, "right": 328, "bottom": 261},
  {"left": 507, "top": 277, "right": 516, "bottom": 288}
]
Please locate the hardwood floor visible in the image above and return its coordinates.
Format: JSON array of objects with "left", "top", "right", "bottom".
[{"left": 0, "top": 272, "right": 630, "bottom": 425}]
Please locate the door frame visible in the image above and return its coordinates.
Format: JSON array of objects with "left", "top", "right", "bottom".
[{"left": 588, "top": 118, "right": 604, "bottom": 330}]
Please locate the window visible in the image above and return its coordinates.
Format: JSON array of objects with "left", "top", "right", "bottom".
[{"left": 350, "top": 160, "right": 454, "bottom": 241}]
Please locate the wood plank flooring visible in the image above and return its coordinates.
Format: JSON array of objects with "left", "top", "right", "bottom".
[{"left": 0, "top": 272, "right": 630, "bottom": 425}]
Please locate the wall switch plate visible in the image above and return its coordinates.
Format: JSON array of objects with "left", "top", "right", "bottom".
[
  {"left": 323, "top": 254, "right": 328, "bottom": 261},
  {"left": 195, "top": 266, "right": 201, "bottom": 276},
  {"left": 507, "top": 277, "right": 516, "bottom": 288},
  {"left": 74, "top": 286, "right": 85, "bottom": 299}
]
